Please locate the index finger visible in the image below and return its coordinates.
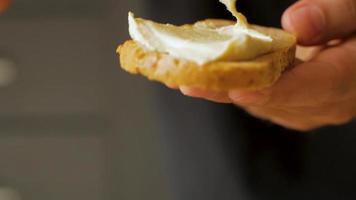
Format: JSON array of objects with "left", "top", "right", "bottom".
[{"left": 229, "top": 38, "right": 356, "bottom": 107}]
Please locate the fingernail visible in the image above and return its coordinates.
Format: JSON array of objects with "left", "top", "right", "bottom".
[
  {"left": 283, "top": 3, "right": 326, "bottom": 44},
  {"left": 180, "top": 86, "right": 193, "bottom": 95},
  {"left": 228, "top": 91, "right": 268, "bottom": 105}
]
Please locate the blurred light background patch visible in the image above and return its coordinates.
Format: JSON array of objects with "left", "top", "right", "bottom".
[
  {"left": 0, "top": 57, "right": 17, "bottom": 87},
  {"left": 0, "top": 0, "right": 167, "bottom": 200},
  {"left": 0, "top": 0, "right": 109, "bottom": 18}
]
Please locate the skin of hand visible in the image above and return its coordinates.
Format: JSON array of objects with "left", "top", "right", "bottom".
[
  {"left": 0, "top": 0, "right": 10, "bottom": 13},
  {"left": 178, "top": 0, "right": 356, "bottom": 131}
]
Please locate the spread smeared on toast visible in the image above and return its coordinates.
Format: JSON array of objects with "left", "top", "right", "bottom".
[{"left": 128, "top": 0, "right": 273, "bottom": 65}]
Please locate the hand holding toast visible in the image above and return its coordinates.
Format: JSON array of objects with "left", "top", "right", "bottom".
[{"left": 181, "top": 0, "right": 356, "bottom": 131}]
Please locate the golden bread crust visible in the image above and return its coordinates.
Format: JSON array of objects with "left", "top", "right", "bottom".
[{"left": 117, "top": 19, "right": 296, "bottom": 91}]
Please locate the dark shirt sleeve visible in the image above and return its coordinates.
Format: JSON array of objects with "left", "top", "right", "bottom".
[{"left": 146, "top": 0, "right": 356, "bottom": 199}]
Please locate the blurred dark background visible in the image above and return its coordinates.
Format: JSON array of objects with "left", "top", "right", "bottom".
[
  {"left": 0, "top": 0, "right": 165, "bottom": 199},
  {"left": 0, "top": 0, "right": 356, "bottom": 200}
]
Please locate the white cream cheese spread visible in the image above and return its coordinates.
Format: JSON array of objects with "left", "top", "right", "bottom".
[{"left": 128, "top": 0, "right": 273, "bottom": 65}]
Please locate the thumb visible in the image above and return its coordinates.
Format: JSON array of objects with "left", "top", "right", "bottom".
[{"left": 282, "top": 0, "right": 356, "bottom": 45}]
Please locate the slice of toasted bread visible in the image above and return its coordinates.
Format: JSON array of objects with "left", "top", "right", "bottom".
[{"left": 117, "top": 19, "right": 296, "bottom": 91}]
